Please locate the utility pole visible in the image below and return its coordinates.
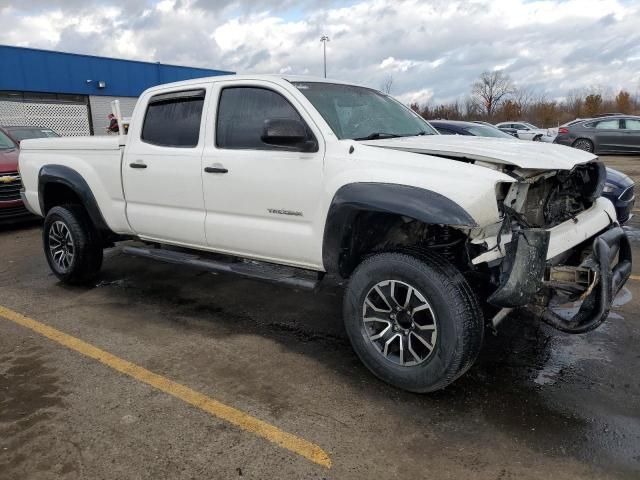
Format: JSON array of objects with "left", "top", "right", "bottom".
[{"left": 320, "top": 35, "right": 329, "bottom": 78}]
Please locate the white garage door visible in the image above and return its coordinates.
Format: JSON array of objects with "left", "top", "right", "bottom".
[{"left": 0, "top": 100, "right": 90, "bottom": 136}]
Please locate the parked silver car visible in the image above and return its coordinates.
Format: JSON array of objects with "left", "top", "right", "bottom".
[
  {"left": 495, "top": 121, "right": 555, "bottom": 142},
  {"left": 554, "top": 116, "right": 640, "bottom": 154}
]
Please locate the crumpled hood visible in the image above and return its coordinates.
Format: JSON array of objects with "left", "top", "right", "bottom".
[{"left": 361, "top": 135, "right": 597, "bottom": 170}]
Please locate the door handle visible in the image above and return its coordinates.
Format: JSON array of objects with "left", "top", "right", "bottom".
[
  {"left": 204, "top": 166, "right": 228, "bottom": 174},
  {"left": 130, "top": 161, "right": 147, "bottom": 169}
]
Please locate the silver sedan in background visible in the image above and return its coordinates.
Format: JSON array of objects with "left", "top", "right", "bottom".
[{"left": 554, "top": 115, "right": 640, "bottom": 154}]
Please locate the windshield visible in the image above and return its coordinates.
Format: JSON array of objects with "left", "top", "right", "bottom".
[
  {"left": 464, "top": 125, "right": 515, "bottom": 139},
  {"left": 522, "top": 122, "right": 539, "bottom": 129},
  {"left": 7, "top": 127, "right": 59, "bottom": 141},
  {"left": 0, "top": 130, "right": 17, "bottom": 150},
  {"left": 292, "top": 82, "right": 437, "bottom": 140}
]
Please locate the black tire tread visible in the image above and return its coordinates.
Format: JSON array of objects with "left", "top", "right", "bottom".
[
  {"left": 345, "top": 251, "right": 484, "bottom": 392},
  {"left": 43, "top": 205, "right": 103, "bottom": 285},
  {"left": 397, "top": 250, "right": 483, "bottom": 381}
]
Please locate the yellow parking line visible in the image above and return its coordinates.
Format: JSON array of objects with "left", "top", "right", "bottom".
[{"left": 0, "top": 305, "right": 331, "bottom": 469}]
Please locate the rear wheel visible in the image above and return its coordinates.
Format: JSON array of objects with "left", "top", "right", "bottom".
[
  {"left": 343, "top": 252, "right": 484, "bottom": 392},
  {"left": 43, "top": 205, "right": 103, "bottom": 285},
  {"left": 572, "top": 138, "right": 594, "bottom": 152}
]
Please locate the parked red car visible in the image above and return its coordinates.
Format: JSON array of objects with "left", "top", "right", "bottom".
[
  {"left": 2, "top": 126, "right": 60, "bottom": 145},
  {"left": 0, "top": 128, "right": 33, "bottom": 222}
]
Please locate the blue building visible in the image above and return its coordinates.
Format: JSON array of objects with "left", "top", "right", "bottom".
[{"left": 0, "top": 45, "right": 233, "bottom": 136}]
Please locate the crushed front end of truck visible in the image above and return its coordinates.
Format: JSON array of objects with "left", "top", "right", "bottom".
[{"left": 470, "top": 161, "right": 632, "bottom": 333}]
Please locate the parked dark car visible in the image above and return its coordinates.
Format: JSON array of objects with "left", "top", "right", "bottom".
[
  {"left": 430, "top": 120, "right": 635, "bottom": 224},
  {"left": 0, "top": 126, "right": 60, "bottom": 145},
  {"left": 428, "top": 120, "right": 515, "bottom": 139},
  {"left": 602, "top": 167, "right": 635, "bottom": 223},
  {"left": 553, "top": 116, "right": 640, "bottom": 154},
  {"left": 0, "top": 129, "right": 33, "bottom": 223}
]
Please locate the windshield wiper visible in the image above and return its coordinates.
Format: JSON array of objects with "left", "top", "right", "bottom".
[{"left": 353, "top": 132, "right": 403, "bottom": 141}]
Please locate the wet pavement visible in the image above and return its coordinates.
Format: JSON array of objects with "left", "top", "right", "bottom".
[{"left": 1, "top": 156, "right": 640, "bottom": 479}]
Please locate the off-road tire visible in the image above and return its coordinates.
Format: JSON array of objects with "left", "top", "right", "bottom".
[
  {"left": 343, "top": 252, "right": 484, "bottom": 393},
  {"left": 572, "top": 138, "right": 594, "bottom": 153},
  {"left": 43, "top": 205, "right": 103, "bottom": 285}
]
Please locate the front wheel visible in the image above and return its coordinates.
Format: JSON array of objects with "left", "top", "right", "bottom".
[
  {"left": 343, "top": 252, "right": 484, "bottom": 393},
  {"left": 43, "top": 205, "right": 103, "bottom": 285}
]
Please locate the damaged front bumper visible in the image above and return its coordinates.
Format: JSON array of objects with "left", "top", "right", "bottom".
[
  {"left": 474, "top": 198, "right": 632, "bottom": 333},
  {"left": 487, "top": 223, "right": 631, "bottom": 333}
]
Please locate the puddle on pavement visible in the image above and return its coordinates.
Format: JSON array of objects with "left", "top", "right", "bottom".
[
  {"left": 532, "top": 327, "right": 612, "bottom": 385},
  {"left": 0, "top": 345, "right": 69, "bottom": 472},
  {"left": 531, "top": 287, "right": 630, "bottom": 386}
]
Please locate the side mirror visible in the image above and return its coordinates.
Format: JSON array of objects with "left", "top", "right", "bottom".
[{"left": 261, "top": 119, "right": 317, "bottom": 152}]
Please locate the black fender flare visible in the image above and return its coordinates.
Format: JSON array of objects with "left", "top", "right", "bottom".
[
  {"left": 322, "top": 183, "right": 477, "bottom": 276},
  {"left": 38, "top": 164, "right": 111, "bottom": 235}
]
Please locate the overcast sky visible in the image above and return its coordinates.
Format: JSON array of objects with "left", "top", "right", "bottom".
[{"left": 1, "top": 0, "right": 639, "bottom": 105}]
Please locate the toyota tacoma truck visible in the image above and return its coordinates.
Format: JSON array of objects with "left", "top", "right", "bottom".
[{"left": 18, "top": 75, "right": 631, "bottom": 392}]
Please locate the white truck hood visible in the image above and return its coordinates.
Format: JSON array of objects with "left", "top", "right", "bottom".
[{"left": 361, "top": 135, "right": 597, "bottom": 170}]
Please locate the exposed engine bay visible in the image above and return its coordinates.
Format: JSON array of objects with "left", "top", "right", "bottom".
[{"left": 496, "top": 161, "right": 606, "bottom": 229}]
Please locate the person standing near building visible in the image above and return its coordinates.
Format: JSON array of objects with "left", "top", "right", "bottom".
[{"left": 107, "top": 113, "right": 119, "bottom": 134}]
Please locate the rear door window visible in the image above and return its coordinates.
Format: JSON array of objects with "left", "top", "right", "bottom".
[
  {"left": 142, "top": 90, "right": 205, "bottom": 147},
  {"left": 622, "top": 119, "right": 640, "bottom": 131},
  {"left": 595, "top": 119, "right": 621, "bottom": 129}
]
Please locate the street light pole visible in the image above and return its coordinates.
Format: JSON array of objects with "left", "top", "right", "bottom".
[{"left": 320, "top": 35, "right": 329, "bottom": 78}]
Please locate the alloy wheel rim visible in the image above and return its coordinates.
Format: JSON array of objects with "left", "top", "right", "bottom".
[
  {"left": 48, "top": 221, "right": 75, "bottom": 272},
  {"left": 576, "top": 140, "right": 592, "bottom": 151},
  {"left": 362, "top": 280, "right": 438, "bottom": 366}
]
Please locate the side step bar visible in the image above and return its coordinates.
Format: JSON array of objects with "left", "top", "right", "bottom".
[{"left": 121, "top": 245, "right": 322, "bottom": 290}]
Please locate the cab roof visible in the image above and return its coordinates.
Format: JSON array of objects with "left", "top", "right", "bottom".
[{"left": 143, "top": 74, "right": 372, "bottom": 94}]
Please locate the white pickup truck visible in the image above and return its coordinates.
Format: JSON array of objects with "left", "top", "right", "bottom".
[{"left": 19, "top": 75, "right": 631, "bottom": 392}]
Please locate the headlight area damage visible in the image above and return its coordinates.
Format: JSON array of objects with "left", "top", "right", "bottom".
[{"left": 470, "top": 161, "right": 632, "bottom": 333}]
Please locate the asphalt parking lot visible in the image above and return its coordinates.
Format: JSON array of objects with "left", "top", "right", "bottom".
[{"left": 1, "top": 156, "right": 640, "bottom": 480}]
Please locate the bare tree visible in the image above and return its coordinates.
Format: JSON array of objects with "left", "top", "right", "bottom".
[
  {"left": 565, "top": 89, "right": 585, "bottom": 119},
  {"left": 514, "top": 86, "right": 535, "bottom": 112},
  {"left": 381, "top": 75, "right": 394, "bottom": 94},
  {"left": 471, "top": 70, "right": 515, "bottom": 117},
  {"left": 463, "top": 96, "right": 482, "bottom": 118}
]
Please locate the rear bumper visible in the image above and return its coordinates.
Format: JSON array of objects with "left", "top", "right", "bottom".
[
  {"left": 20, "top": 190, "right": 39, "bottom": 216},
  {"left": 553, "top": 135, "right": 573, "bottom": 147}
]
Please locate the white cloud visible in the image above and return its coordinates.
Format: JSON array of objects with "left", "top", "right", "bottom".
[
  {"left": 0, "top": 0, "right": 638, "bottom": 104},
  {"left": 379, "top": 57, "right": 421, "bottom": 72},
  {"left": 397, "top": 88, "right": 434, "bottom": 106}
]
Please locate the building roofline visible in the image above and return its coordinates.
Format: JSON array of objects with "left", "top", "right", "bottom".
[{"left": 0, "top": 44, "right": 234, "bottom": 74}]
